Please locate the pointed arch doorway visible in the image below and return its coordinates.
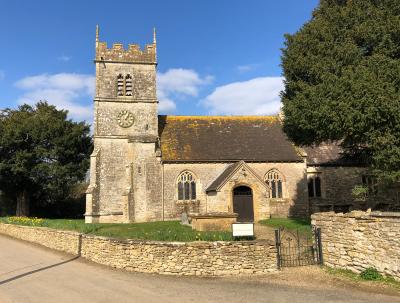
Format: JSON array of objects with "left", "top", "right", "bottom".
[{"left": 233, "top": 186, "right": 254, "bottom": 222}]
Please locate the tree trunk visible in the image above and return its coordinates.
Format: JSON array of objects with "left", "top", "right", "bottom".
[{"left": 16, "top": 189, "right": 30, "bottom": 217}]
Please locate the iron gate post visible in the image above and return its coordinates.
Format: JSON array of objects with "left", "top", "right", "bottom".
[
  {"left": 275, "top": 229, "right": 281, "bottom": 270},
  {"left": 296, "top": 229, "right": 301, "bottom": 265},
  {"left": 316, "top": 227, "right": 323, "bottom": 265}
]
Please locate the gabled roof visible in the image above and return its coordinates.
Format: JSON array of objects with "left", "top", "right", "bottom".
[
  {"left": 206, "top": 161, "right": 269, "bottom": 192},
  {"left": 158, "top": 115, "right": 302, "bottom": 162},
  {"left": 206, "top": 162, "right": 242, "bottom": 192}
]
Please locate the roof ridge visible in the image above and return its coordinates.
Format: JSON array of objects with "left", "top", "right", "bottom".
[{"left": 161, "top": 115, "right": 279, "bottom": 120}]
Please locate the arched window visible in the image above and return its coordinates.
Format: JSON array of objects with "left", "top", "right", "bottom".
[
  {"left": 125, "top": 74, "right": 133, "bottom": 96},
  {"left": 117, "top": 74, "right": 124, "bottom": 96},
  {"left": 177, "top": 171, "right": 196, "bottom": 200},
  {"left": 265, "top": 169, "right": 284, "bottom": 199}
]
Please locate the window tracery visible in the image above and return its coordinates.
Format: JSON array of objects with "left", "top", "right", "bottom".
[
  {"left": 177, "top": 171, "right": 196, "bottom": 200},
  {"left": 265, "top": 169, "right": 284, "bottom": 198}
]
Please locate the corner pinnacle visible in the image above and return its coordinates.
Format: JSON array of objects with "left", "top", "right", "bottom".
[{"left": 96, "top": 25, "right": 99, "bottom": 48}]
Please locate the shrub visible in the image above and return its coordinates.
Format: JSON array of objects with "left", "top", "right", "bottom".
[
  {"left": 360, "top": 267, "right": 383, "bottom": 281},
  {"left": 351, "top": 185, "right": 368, "bottom": 201}
]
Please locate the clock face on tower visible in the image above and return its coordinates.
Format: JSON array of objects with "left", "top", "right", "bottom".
[{"left": 117, "top": 110, "right": 135, "bottom": 128}]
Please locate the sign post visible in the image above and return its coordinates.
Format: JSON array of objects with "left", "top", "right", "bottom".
[{"left": 232, "top": 223, "right": 254, "bottom": 238}]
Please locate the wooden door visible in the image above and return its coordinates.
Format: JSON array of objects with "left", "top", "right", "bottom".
[{"left": 233, "top": 186, "right": 254, "bottom": 222}]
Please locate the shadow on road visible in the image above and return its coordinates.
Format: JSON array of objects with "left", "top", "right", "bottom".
[{"left": 0, "top": 256, "right": 79, "bottom": 286}]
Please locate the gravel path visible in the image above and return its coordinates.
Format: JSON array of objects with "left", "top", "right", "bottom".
[{"left": 254, "top": 223, "right": 276, "bottom": 240}]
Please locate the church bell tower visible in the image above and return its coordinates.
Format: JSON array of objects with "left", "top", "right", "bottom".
[{"left": 85, "top": 26, "right": 162, "bottom": 223}]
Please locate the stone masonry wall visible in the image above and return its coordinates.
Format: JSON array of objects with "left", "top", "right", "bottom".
[
  {"left": 0, "top": 223, "right": 277, "bottom": 276},
  {"left": 81, "top": 236, "right": 277, "bottom": 276},
  {"left": 0, "top": 223, "right": 81, "bottom": 255},
  {"left": 163, "top": 162, "right": 308, "bottom": 220},
  {"left": 312, "top": 211, "right": 400, "bottom": 280},
  {"left": 308, "top": 167, "right": 400, "bottom": 213},
  {"left": 308, "top": 167, "right": 367, "bottom": 213}
]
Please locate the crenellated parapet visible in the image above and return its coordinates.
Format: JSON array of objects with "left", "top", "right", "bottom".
[
  {"left": 95, "top": 42, "right": 156, "bottom": 64},
  {"left": 94, "top": 25, "right": 157, "bottom": 64}
]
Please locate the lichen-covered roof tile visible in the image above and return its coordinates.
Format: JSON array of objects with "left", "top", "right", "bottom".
[{"left": 158, "top": 115, "right": 302, "bottom": 162}]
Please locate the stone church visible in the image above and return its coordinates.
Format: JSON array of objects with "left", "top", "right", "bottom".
[{"left": 85, "top": 28, "right": 399, "bottom": 224}]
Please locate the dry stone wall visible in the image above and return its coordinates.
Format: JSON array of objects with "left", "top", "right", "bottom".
[
  {"left": 0, "top": 224, "right": 81, "bottom": 255},
  {"left": 0, "top": 223, "right": 277, "bottom": 276},
  {"left": 81, "top": 236, "right": 277, "bottom": 276},
  {"left": 312, "top": 211, "right": 400, "bottom": 280}
]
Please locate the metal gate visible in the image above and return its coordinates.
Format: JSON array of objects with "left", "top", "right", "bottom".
[{"left": 275, "top": 227, "right": 323, "bottom": 268}]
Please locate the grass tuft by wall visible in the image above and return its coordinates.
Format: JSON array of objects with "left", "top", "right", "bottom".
[{"left": 0, "top": 217, "right": 232, "bottom": 242}]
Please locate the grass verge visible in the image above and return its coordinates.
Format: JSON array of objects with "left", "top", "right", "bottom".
[
  {"left": 0, "top": 217, "right": 233, "bottom": 242},
  {"left": 324, "top": 267, "right": 400, "bottom": 291}
]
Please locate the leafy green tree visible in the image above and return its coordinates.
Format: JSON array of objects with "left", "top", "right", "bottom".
[
  {"left": 281, "top": 0, "right": 400, "bottom": 181},
  {"left": 0, "top": 102, "right": 92, "bottom": 216}
]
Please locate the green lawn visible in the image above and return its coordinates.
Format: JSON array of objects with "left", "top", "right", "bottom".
[
  {"left": 259, "top": 217, "right": 312, "bottom": 233},
  {"left": 0, "top": 217, "right": 233, "bottom": 242}
]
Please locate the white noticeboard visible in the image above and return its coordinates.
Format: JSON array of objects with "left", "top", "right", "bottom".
[{"left": 232, "top": 223, "right": 254, "bottom": 237}]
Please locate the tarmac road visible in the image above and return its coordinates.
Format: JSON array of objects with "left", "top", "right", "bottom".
[{"left": 0, "top": 235, "right": 398, "bottom": 303}]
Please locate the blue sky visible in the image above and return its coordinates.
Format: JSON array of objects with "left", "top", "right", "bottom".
[{"left": 0, "top": 0, "right": 318, "bottom": 122}]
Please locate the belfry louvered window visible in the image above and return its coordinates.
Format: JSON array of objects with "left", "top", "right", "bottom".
[
  {"left": 177, "top": 171, "right": 196, "bottom": 200},
  {"left": 117, "top": 74, "right": 124, "bottom": 96},
  {"left": 125, "top": 74, "right": 133, "bottom": 96},
  {"left": 265, "top": 169, "right": 284, "bottom": 199},
  {"left": 116, "top": 74, "right": 133, "bottom": 96}
]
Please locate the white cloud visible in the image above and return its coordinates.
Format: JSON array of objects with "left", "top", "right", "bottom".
[
  {"left": 202, "top": 77, "right": 284, "bottom": 115},
  {"left": 58, "top": 55, "right": 71, "bottom": 62},
  {"left": 0, "top": 70, "right": 5, "bottom": 80},
  {"left": 157, "top": 68, "right": 213, "bottom": 113},
  {"left": 16, "top": 73, "right": 94, "bottom": 94},
  {"left": 14, "top": 69, "right": 212, "bottom": 120},
  {"left": 236, "top": 63, "right": 260, "bottom": 73},
  {"left": 157, "top": 91, "right": 177, "bottom": 113},
  {"left": 15, "top": 73, "right": 94, "bottom": 121}
]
